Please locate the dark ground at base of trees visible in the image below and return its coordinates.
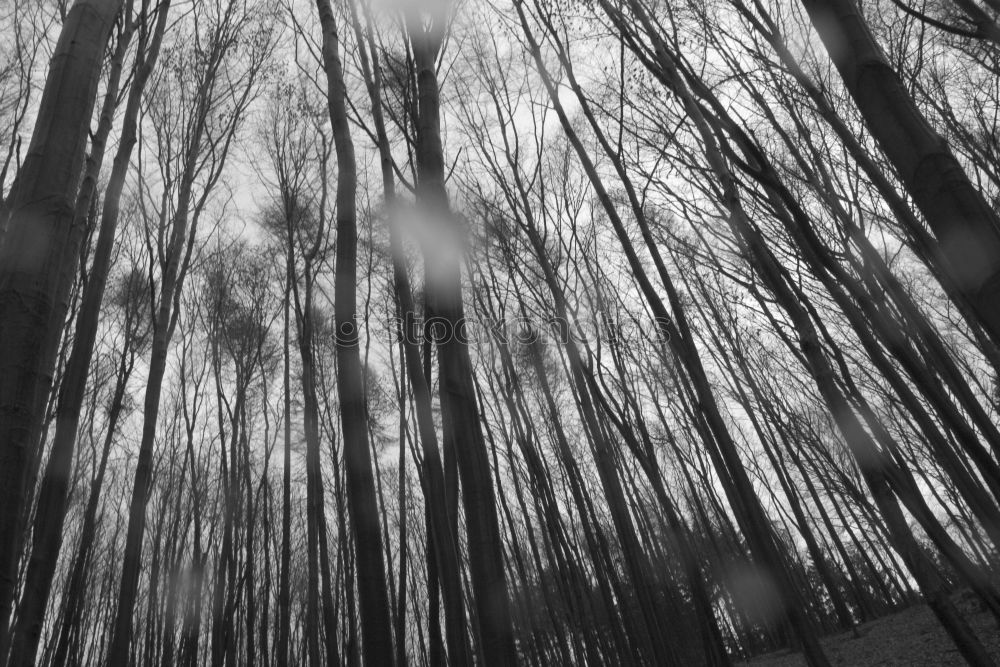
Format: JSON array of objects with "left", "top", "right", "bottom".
[{"left": 747, "top": 591, "right": 1000, "bottom": 666}]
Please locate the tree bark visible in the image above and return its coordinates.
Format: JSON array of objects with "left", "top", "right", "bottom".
[
  {"left": 10, "top": 5, "right": 169, "bottom": 663},
  {"left": 0, "top": 0, "right": 123, "bottom": 647},
  {"left": 315, "top": 1, "right": 396, "bottom": 663},
  {"left": 801, "top": 0, "right": 1000, "bottom": 344},
  {"left": 409, "top": 21, "right": 518, "bottom": 666}
]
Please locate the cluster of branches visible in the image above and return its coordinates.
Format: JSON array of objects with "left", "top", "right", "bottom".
[{"left": 1, "top": 0, "right": 1000, "bottom": 665}]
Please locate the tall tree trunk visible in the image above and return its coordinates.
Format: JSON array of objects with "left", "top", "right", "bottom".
[
  {"left": 107, "top": 201, "right": 191, "bottom": 666},
  {"left": 517, "top": 4, "right": 829, "bottom": 662},
  {"left": 0, "top": 0, "right": 123, "bottom": 647},
  {"left": 801, "top": 0, "right": 1000, "bottom": 344},
  {"left": 278, "top": 268, "right": 293, "bottom": 665},
  {"left": 633, "top": 7, "right": 995, "bottom": 657},
  {"left": 50, "top": 324, "right": 138, "bottom": 667},
  {"left": 315, "top": 2, "right": 395, "bottom": 664},
  {"left": 9, "top": 5, "right": 169, "bottom": 662},
  {"left": 409, "top": 23, "right": 517, "bottom": 665},
  {"left": 349, "top": 3, "right": 471, "bottom": 660}
]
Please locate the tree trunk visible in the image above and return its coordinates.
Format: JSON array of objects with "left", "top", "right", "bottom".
[
  {"left": 315, "top": 2, "right": 395, "bottom": 664},
  {"left": 0, "top": 0, "right": 123, "bottom": 647},
  {"left": 350, "top": 3, "right": 472, "bottom": 660},
  {"left": 801, "top": 0, "right": 1000, "bottom": 344},
  {"left": 409, "top": 22, "right": 517, "bottom": 666},
  {"left": 10, "top": 6, "right": 169, "bottom": 662}
]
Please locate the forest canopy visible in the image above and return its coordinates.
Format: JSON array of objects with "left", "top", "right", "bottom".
[{"left": 1, "top": 0, "right": 1000, "bottom": 665}]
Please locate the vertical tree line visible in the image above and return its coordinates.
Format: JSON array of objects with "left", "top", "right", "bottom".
[{"left": 0, "top": 0, "right": 999, "bottom": 664}]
